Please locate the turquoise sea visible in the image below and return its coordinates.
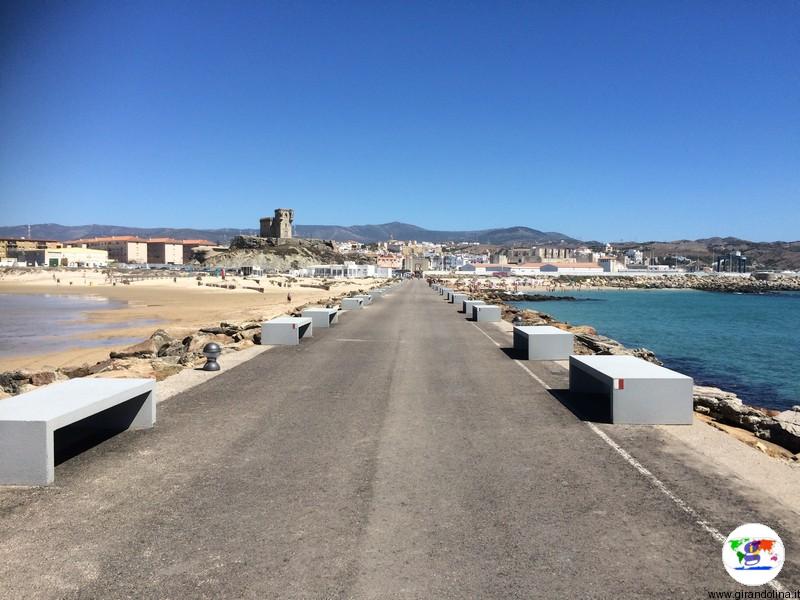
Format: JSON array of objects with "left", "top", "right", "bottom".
[{"left": 512, "top": 289, "right": 800, "bottom": 411}]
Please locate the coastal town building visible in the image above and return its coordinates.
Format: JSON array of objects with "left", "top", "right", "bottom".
[
  {"left": 181, "top": 240, "right": 217, "bottom": 264},
  {"left": 70, "top": 236, "right": 149, "bottom": 264},
  {"left": 598, "top": 257, "right": 618, "bottom": 272},
  {"left": 0, "top": 237, "right": 61, "bottom": 260},
  {"left": 460, "top": 262, "right": 604, "bottom": 275},
  {"left": 714, "top": 251, "right": 748, "bottom": 273},
  {"left": 403, "top": 256, "right": 430, "bottom": 273},
  {"left": 146, "top": 238, "right": 184, "bottom": 265},
  {"left": 376, "top": 255, "right": 403, "bottom": 269},
  {"left": 291, "top": 262, "right": 393, "bottom": 278},
  {"left": 259, "top": 208, "right": 294, "bottom": 239},
  {"left": 67, "top": 236, "right": 215, "bottom": 265},
  {"left": 44, "top": 247, "right": 108, "bottom": 268},
  {"left": 180, "top": 239, "right": 217, "bottom": 263}
]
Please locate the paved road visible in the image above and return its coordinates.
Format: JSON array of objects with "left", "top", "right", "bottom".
[{"left": 1, "top": 279, "right": 797, "bottom": 598}]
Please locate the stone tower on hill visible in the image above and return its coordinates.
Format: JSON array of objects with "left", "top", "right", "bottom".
[{"left": 259, "top": 208, "right": 294, "bottom": 239}]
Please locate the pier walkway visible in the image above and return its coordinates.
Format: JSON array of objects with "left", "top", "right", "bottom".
[{"left": 1, "top": 279, "right": 798, "bottom": 598}]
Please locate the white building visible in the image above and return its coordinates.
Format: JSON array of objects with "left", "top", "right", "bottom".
[
  {"left": 461, "top": 262, "right": 604, "bottom": 275},
  {"left": 45, "top": 247, "right": 109, "bottom": 268},
  {"left": 598, "top": 257, "right": 618, "bottom": 272},
  {"left": 292, "top": 262, "right": 393, "bottom": 278}
]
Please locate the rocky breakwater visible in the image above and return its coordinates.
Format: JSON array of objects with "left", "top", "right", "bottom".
[
  {"left": 449, "top": 282, "right": 800, "bottom": 458},
  {"left": 565, "top": 273, "right": 800, "bottom": 293}
]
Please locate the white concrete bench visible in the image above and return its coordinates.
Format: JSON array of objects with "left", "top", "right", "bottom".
[
  {"left": 569, "top": 355, "right": 693, "bottom": 424},
  {"left": 353, "top": 294, "right": 373, "bottom": 305},
  {"left": 261, "top": 316, "right": 313, "bottom": 345},
  {"left": 301, "top": 307, "right": 340, "bottom": 328},
  {"left": 513, "top": 326, "right": 574, "bottom": 361},
  {"left": 472, "top": 304, "right": 501, "bottom": 322},
  {"left": 341, "top": 297, "right": 364, "bottom": 310},
  {"left": 463, "top": 299, "right": 485, "bottom": 314},
  {"left": 451, "top": 293, "right": 468, "bottom": 307},
  {"left": 0, "top": 378, "right": 156, "bottom": 485},
  {"left": 440, "top": 287, "right": 452, "bottom": 296}
]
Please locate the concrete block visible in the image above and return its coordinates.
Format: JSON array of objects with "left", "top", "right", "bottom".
[
  {"left": 513, "top": 325, "right": 574, "bottom": 360},
  {"left": 341, "top": 298, "right": 364, "bottom": 310},
  {"left": 473, "top": 304, "right": 501, "bottom": 322},
  {"left": 463, "top": 299, "right": 485, "bottom": 314},
  {"left": 261, "top": 316, "right": 313, "bottom": 346},
  {"left": 301, "top": 307, "right": 339, "bottom": 328},
  {"left": 452, "top": 293, "right": 469, "bottom": 307},
  {"left": 0, "top": 378, "right": 156, "bottom": 485},
  {"left": 569, "top": 355, "right": 693, "bottom": 425}
]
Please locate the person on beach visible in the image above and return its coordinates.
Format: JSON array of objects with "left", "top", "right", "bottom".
[{"left": 287, "top": 292, "right": 292, "bottom": 303}]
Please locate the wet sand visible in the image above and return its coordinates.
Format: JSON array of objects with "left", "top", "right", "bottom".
[{"left": 0, "top": 269, "right": 386, "bottom": 371}]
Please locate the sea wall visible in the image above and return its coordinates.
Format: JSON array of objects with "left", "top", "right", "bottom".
[{"left": 551, "top": 273, "right": 800, "bottom": 293}]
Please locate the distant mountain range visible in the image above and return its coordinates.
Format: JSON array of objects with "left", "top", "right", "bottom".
[
  {"left": 2, "top": 222, "right": 797, "bottom": 269},
  {"left": 296, "top": 222, "right": 580, "bottom": 245},
  {"left": 0, "top": 222, "right": 580, "bottom": 245}
]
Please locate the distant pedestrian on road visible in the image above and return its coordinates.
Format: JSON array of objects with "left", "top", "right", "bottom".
[{"left": 287, "top": 292, "right": 292, "bottom": 303}]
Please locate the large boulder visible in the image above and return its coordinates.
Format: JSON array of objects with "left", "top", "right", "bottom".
[
  {"left": 29, "top": 371, "right": 61, "bottom": 386},
  {"left": 766, "top": 408, "right": 800, "bottom": 454},
  {"left": 0, "top": 371, "right": 30, "bottom": 395},
  {"left": 110, "top": 329, "right": 174, "bottom": 359}
]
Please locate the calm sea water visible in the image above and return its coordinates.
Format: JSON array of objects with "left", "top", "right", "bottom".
[
  {"left": 512, "top": 289, "right": 800, "bottom": 411},
  {"left": 0, "top": 294, "right": 145, "bottom": 359}
]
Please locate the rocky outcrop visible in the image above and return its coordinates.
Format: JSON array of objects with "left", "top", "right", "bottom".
[
  {"left": 692, "top": 386, "right": 770, "bottom": 434},
  {"left": 205, "top": 237, "right": 344, "bottom": 271},
  {"left": 693, "top": 387, "right": 800, "bottom": 454}
]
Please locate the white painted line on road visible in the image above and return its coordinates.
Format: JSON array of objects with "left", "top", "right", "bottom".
[
  {"left": 513, "top": 360, "right": 552, "bottom": 390},
  {"left": 586, "top": 422, "right": 786, "bottom": 593},
  {"left": 471, "top": 323, "right": 502, "bottom": 347},
  {"left": 471, "top": 323, "right": 555, "bottom": 390},
  {"left": 471, "top": 322, "right": 788, "bottom": 593}
]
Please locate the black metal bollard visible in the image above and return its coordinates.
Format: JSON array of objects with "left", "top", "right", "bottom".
[{"left": 202, "top": 342, "right": 221, "bottom": 371}]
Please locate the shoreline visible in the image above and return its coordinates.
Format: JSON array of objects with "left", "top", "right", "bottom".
[{"left": 0, "top": 270, "right": 390, "bottom": 373}]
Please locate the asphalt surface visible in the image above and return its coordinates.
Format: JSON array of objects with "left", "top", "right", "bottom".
[{"left": 0, "top": 279, "right": 797, "bottom": 598}]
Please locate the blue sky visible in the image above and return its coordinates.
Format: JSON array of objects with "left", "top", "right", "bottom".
[{"left": 1, "top": 1, "right": 798, "bottom": 242}]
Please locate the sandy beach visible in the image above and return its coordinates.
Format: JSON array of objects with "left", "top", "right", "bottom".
[{"left": 0, "top": 268, "right": 386, "bottom": 371}]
